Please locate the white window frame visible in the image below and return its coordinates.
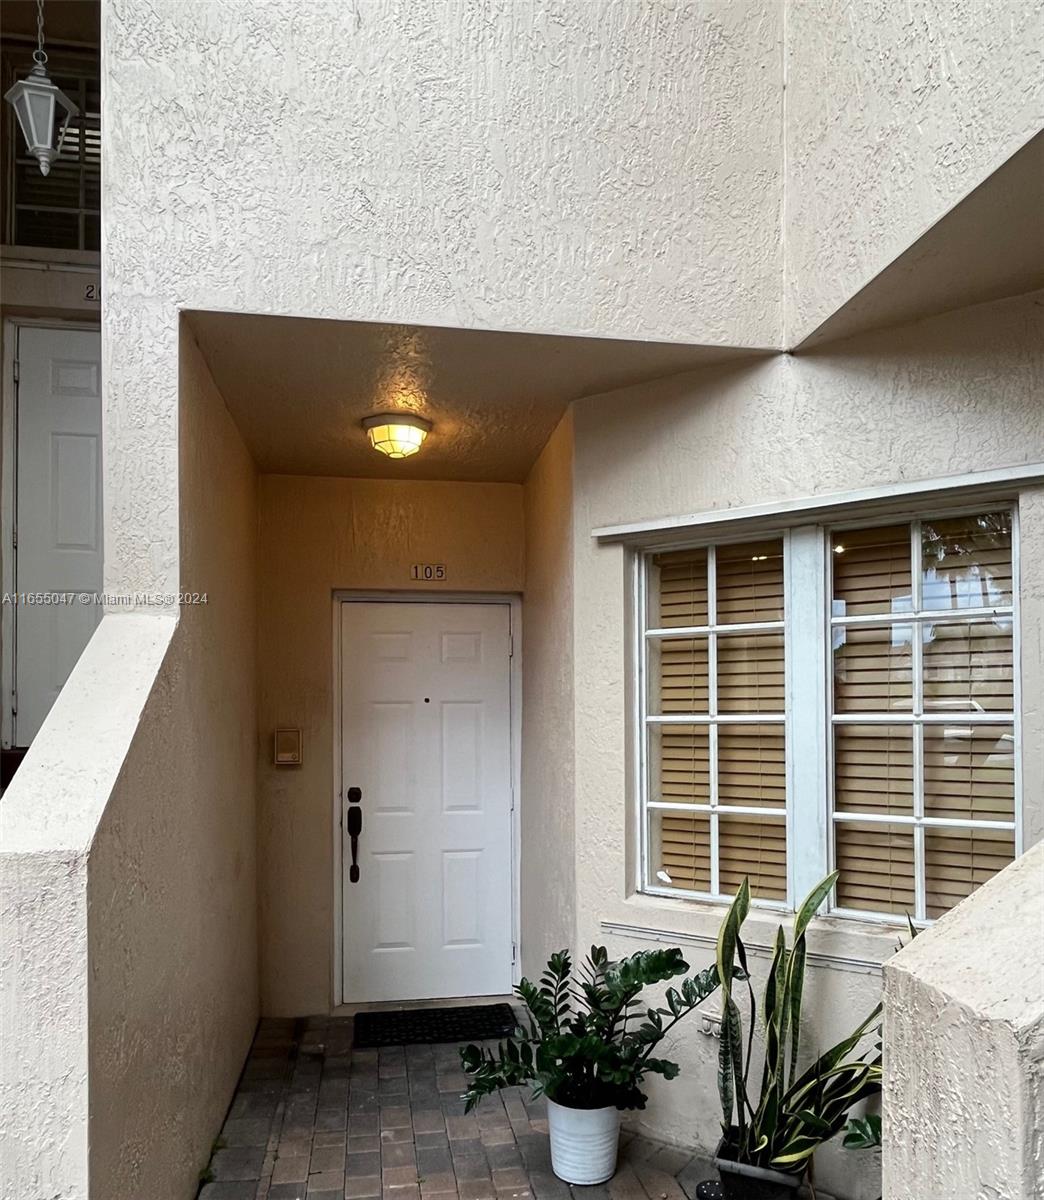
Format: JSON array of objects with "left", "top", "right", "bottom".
[
  {"left": 637, "top": 529, "right": 793, "bottom": 911},
  {"left": 826, "top": 505, "right": 1021, "bottom": 924},
  {"left": 635, "top": 503, "right": 1022, "bottom": 925}
]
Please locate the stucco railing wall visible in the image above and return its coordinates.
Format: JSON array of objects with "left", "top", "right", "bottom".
[
  {"left": 882, "top": 841, "right": 1044, "bottom": 1200},
  {"left": 0, "top": 615, "right": 174, "bottom": 1198},
  {"left": 0, "top": 326, "right": 260, "bottom": 1200}
]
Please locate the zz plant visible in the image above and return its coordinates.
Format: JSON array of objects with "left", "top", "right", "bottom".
[
  {"left": 715, "top": 872, "right": 882, "bottom": 1177},
  {"left": 461, "top": 946, "right": 722, "bottom": 1111}
]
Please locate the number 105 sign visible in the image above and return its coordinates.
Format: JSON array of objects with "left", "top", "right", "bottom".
[{"left": 411, "top": 563, "right": 447, "bottom": 581}]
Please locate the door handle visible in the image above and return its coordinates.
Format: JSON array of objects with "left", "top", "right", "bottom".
[{"left": 346, "top": 789, "right": 362, "bottom": 882}]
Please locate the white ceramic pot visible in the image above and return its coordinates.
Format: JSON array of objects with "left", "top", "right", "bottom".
[{"left": 546, "top": 1097, "right": 621, "bottom": 1185}]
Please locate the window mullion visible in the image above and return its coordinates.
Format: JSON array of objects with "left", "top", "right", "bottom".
[
  {"left": 911, "top": 521, "right": 927, "bottom": 921},
  {"left": 786, "top": 526, "right": 829, "bottom": 908},
  {"left": 708, "top": 545, "right": 719, "bottom": 896}
]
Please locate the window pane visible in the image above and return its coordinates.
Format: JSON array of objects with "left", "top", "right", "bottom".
[
  {"left": 715, "top": 538, "right": 783, "bottom": 624},
  {"left": 649, "top": 637, "right": 709, "bottom": 714},
  {"left": 719, "top": 814, "right": 787, "bottom": 902},
  {"left": 717, "top": 632, "right": 784, "bottom": 713},
  {"left": 922, "top": 619, "right": 1014, "bottom": 713},
  {"left": 718, "top": 724, "right": 785, "bottom": 809},
  {"left": 834, "top": 724, "right": 913, "bottom": 815},
  {"left": 15, "top": 207, "right": 80, "bottom": 249},
  {"left": 835, "top": 822, "right": 914, "bottom": 915},
  {"left": 650, "top": 725, "right": 710, "bottom": 805},
  {"left": 833, "top": 623, "right": 912, "bottom": 713},
  {"left": 832, "top": 524, "right": 911, "bottom": 617},
  {"left": 652, "top": 548, "right": 708, "bottom": 628},
  {"left": 650, "top": 810, "right": 710, "bottom": 892},
  {"left": 921, "top": 512, "right": 1012, "bottom": 612},
  {"left": 923, "top": 725, "right": 1015, "bottom": 822},
  {"left": 924, "top": 826, "right": 1015, "bottom": 919}
]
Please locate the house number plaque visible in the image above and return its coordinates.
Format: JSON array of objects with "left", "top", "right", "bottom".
[{"left": 411, "top": 563, "right": 447, "bottom": 581}]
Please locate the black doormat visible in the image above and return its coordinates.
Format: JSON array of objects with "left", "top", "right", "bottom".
[{"left": 353, "top": 1002, "right": 517, "bottom": 1048}]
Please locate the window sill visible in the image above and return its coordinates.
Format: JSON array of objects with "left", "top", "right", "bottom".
[
  {"left": 1, "top": 245, "right": 100, "bottom": 269},
  {"left": 601, "top": 891, "right": 903, "bottom": 975}
]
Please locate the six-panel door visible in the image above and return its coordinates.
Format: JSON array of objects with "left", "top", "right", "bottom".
[{"left": 340, "top": 601, "right": 514, "bottom": 1003}]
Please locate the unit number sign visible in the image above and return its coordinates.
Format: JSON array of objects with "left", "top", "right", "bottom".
[{"left": 411, "top": 563, "right": 447, "bottom": 581}]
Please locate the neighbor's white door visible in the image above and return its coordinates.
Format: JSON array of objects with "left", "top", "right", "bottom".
[
  {"left": 340, "top": 601, "right": 514, "bottom": 1003},
  {"left": 13, "top": 327, "right": 102, "bottom": 745}
]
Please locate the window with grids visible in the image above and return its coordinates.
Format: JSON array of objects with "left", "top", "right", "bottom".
[
  {"left": 3, "top": 50, "right": 100, "bottom": 251},
  {"left": 642, "top": 538, "right": 787, "bottom": 904},
  {"left": 830, "top": 512, "right": 1018, "bottom": 920}
]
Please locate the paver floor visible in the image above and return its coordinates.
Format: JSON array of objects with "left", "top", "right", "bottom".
[{"left": 199, "top": 1014, "right": 718, "bottom": 1200}]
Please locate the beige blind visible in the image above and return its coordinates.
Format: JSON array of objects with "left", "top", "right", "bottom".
[
  {"left": 655, "top": 638, "right": 709, "bottom": 713},
  {"left": 656, "top": 727, "right": 710, "bottom": 803},
  {"left": 655, "top": 547, "right": 708, "bottom": 627},
  {"left": 655, "top": 812, "right": 711, "bottom": 893},
  {"left": 924, "top": 826, "right": 1015, "bottom": 918},
  {"left": 719, "top": 724, "right": 786, "bottom": 807},
  {"left": 718, "top": 633, "right": 785, "bottom": 713},
  {"left": 719, "top": 814, "right": 787, "bottom": 901},
  {"left": 834, "top": 625, "right": 912, "bottom": 713},
  {"left": 923, "top": 621, "right": 1013, "bottom": 712},
  {"left": 835, "top": 821, "right": 915, "bottom": 914},
  {"left": 835, "top": 725, "right": 913, "bottom": 817},
  {"left": 649, "top": 541, "right": 786, "bottom": 901},
  {"left": 832, "top": 524, "right": 911, "bottom": 616},
  {"left": 923, "top": 726, "right": 1015, "bottom": 821},
  {"left": 716, "top": 540, "right": 784, "bottom": 623},
  {"left": 832, "top": 515, "right": 1016, "bottom": 919}
]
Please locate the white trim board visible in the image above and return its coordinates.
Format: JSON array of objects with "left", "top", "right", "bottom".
[
  {"left": 330, "top": 590, "right": 523, "bottom": 1010},
  {"left": 592, "top": 463, "right": 1044, "bottom": 547},
  {"left": 600, "top": 920, "right": 884, "bottom": 977}
]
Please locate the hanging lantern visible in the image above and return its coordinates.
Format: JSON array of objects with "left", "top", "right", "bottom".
[{"left": 4, "top": 0, "right": 79, "bottom": 177}]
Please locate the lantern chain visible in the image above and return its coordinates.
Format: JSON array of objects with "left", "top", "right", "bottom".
[{"left": 33, "top": 0, "right": 48, "bottom": 67}]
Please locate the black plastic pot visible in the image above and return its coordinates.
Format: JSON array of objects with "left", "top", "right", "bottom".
[{"left": 710, "top": 1137, "right": 802, "bottom": 1200}]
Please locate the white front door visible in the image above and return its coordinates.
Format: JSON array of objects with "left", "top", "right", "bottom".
[
  {"left": 11, "top": 326, "right": 102, "bottom": 746},
  {"left": 340, "top": 600, "right": 514, "bottom": 1003}
]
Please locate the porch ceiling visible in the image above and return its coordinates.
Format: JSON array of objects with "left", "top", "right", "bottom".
[{"left": 187, "top": 311, "right": 750, "bottom": 483}]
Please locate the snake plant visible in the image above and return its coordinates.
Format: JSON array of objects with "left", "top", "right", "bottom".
[
  {"left": 715, "top": 872, "right": 882, "bottom": 1177},
  {"left": 460, "top": 945, "right": 723, "bottom": 1111}
]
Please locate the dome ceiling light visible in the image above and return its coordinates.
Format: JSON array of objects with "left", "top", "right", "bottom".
[
  {"left": 362, "top": 413, "right": 432, "bottom": 459},
  {"left": 4, "top": 0, "right": 79, "bottom": 177}
]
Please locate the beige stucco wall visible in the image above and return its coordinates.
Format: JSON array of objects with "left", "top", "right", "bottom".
[
  {"left": 883, "top": 841, "right": 1044, "bottom": 1200},
  {"left": 570, "top": 292, "right": 1044, "bottom": 1198},
  {"left": 0, "top": 329, "right": 259, "bottom": 1200},
  {"left": 83, "top": 328, "right": 260, "bottom": 1197},
  {"left": 520, "top": 413, "right": 576, "bottom": 976},
  {"left": 256, "top": 474, "right": 523, "bottom": 1015},
  {"left": 784, "top": 0, "right": 1044, "bottom": 344},
  {"left": 103, "top": 0, "right": 783, "bottom": 608}
]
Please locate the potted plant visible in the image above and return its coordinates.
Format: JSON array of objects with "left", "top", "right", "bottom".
[
  {"left": 460, "top": 945, "right": 722, "bottom": 1185},
  {"left": 698, "top": 872, "right": 882, "bottom": 1200}
]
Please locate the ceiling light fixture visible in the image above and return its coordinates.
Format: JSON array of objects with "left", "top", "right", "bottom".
[
  {"left": 4, "top": 0, "right": 78, "bottom": 177},
  {"left": 362, "top": 412, "right": 432, "bottom": 459}
]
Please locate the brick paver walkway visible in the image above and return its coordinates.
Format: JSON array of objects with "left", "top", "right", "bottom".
[{"left": 198, "top": 1015, "right": 718, "bottom": 1200}]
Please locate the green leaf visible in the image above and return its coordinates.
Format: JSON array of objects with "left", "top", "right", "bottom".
[{"left": 793, "top": 872, "right": 838, "bottom": 940}]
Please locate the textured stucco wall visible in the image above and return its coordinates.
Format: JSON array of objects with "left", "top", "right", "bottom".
[
  {"left": 570, "top": 293, "right": 1044, "bottom": 1198},
  {"left": 0, "top": 614, "right": 175, "bottom": 1200},
  {"left": 103, "top": 0, "right": 783, "bottom": 603},
  {"left": 785, "top": 0, "right": 1044, "bottom": 345},
  {"left": 521, "top": 413, "right": 577, "bottom": 976},
  {"left": 883, "top": 842, "right": 1044, "bottom": 1200},
  {"left": 82, "top": 328, "right": 260, "bottom": 1198},
  {"left": 256, "top": 474, "right": 523, "bottom": 1016}
]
